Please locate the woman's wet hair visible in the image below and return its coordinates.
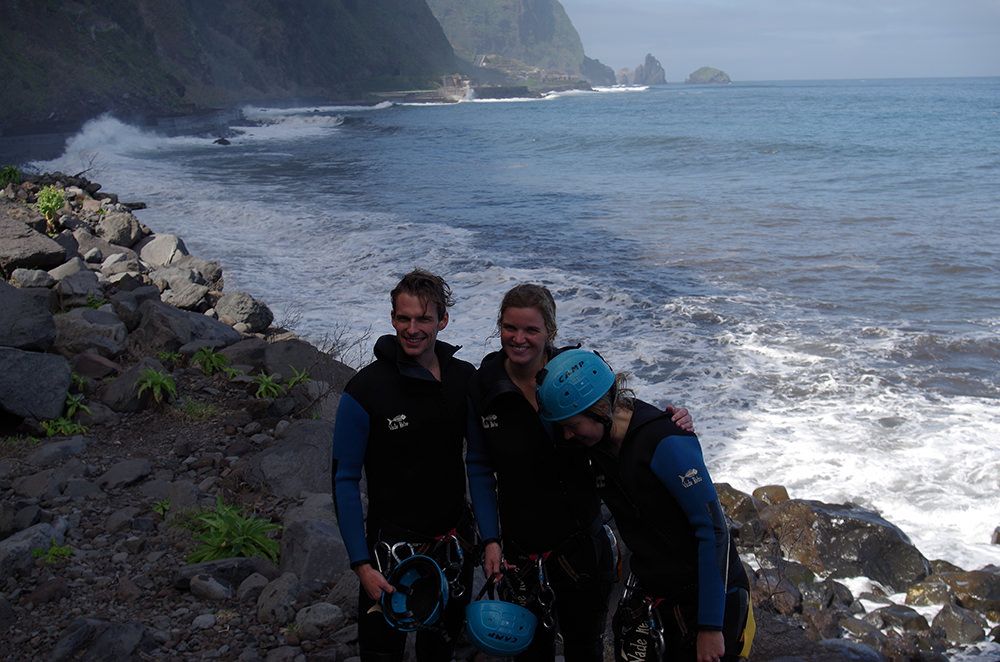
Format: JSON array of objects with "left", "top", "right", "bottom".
[
  {"left": 496, "top": 283, "right": 558, "bottom": 342},
  {"left": 587, "top": 373, "right": 635, "bottom": 418},
  {"left": 391, "top": 269, "right": 454, "bottom": 320}
]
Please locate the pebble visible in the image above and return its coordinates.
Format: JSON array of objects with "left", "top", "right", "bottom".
[{"left": 193, "top": 613, "right": 217, "bottom": 629}]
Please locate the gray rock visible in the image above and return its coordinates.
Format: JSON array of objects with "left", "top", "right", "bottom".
[
  {"left": 53, "top": 307, "right": 128, "bottom": 358},
  {"left": 137, "top": 233, "right": 189, "bottom": 267},
  {"left": 221, "top": 337, "right": 268, "bottom": 368},
  {"left": 71, "top": 350, "right": 121, "bottom": 379},
  {"left": 10, "top": 268, "right": 55, "bottom": 288},
  {"left": 238, "top": 572, "right": 271, "bottom": 603},
  {"left": 173, "top": 254, "right": 223, "bottom": 288},
  {"left": 190, "top": 574, "right": 234, "bottom": 601},
  {"left": 236, "top": 420, "right": 332, "bottom": 498},
  {"left": 295, "top": 602, "right": 345, "bottom": 640},
  {"left": 0, "top": 595, "right": 14, "bottom": 631},
  {"left": 104, "top": 507, "right": 141, "bottom": 533},
  {"left": 192, "top": 613, "right": 217, "bottom": 629},
  {"left": 100, "top": 252, "right": 144, "bottom": 277},
  {"left": 12, "top": 460, "right": 85, "bottom": 499},
  {"left": 167, "top": 479, "right": 201, "bottom": 510},
  {"left": 759, "top": 499, "right": 931, "bottom": 591},
  {"left": 817, "top": 639, "right": 884, "bottom": 661},
  {"left": 97, "top": 459, "right": 153, "bottom": 490},
  {"left": 264, "top": 339, "right": 354, "bottom": 393},
  {"left": 49, "top": 618, "right": 157, "bottom": 661},
  {"left": 265, "top": 646, "right": 306, "bottom": 662},
  {"left": 0, "top": 521, "right": 64, "bottom": 578},
  {"left": 0, "top": 281, "right": 56, "bottom": 350},
  {"left": 932, "top": 603, "right": 987, "bottom": 644},
  {"left": 0, "top": 201, "right": 66, "bottom": 272},
  {"left": 0, "top": 346, "right": 70, "bottom": 420},
  {"left": 150, "top": 265, "right": 205, "bottom": 291},
  {"left": 25, "top": 435, "right": 90, "bottom": 468},
  {"left": 55, "top": 269, "right": 102, "bottom": 307},
  {"left": 864, "top": 604, "right": 930, "bottom": 631},
  {"left": 216, "top": 291, "right": 274, "bottom": 333},
  {"left": 83, "top": 247, "right": 103, "bottom": 263},
  {"left": 754, "top": 569, "right": 802, "bottom": 615},
  {"left": 77, "top": 400, "right": 120, "bottom": 428},
  {"left": 63, "top": 478, "right": 103, "bottom": 499},
  {"left": 96, "top": 211, "right": 143, "bottom": 247},
  {"left": 109, "top": 285, "right": 160, "bottom": 331},
  {"left": 72, "top": 227, "right": 138, "bottom": 262},
  {"left": 174, "top": 557, "right": 280, "bottom": 591},
  {"left": 324, "top": 570, "right": 359, "bottom": 619},
  {"left": 98, "top": 357, "right": 167, "bottom": 412},
  {"left": 52, "top": 229, "right": 79, "bottom": 257},
  {"left": 14, "top": 504, "right": 42, "bottom": 531},
  {"left": 257, "top": 572, "right": 301, "bottom": 625},
  {"left": 126, "top": 299, "right": 240, "bottom": 355},
  {"left": 48, "top": 256, "right": 87, "bottom": 281},
  {"left": 162, "top": 281, "right": 210, "bottom": 310},
  {"left": 280, "top": 518, "right": 350, "bottom": 589}
]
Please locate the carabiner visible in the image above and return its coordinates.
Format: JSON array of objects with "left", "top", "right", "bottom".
[{"left": 390, "top": 541, "right": 414, "bottom": 565}]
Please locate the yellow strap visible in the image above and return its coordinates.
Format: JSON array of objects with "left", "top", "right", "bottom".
[{"left": 738, "top": 602, "right": 756, "bottom": 658}]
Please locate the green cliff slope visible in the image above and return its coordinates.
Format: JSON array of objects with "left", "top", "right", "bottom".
[
  {"left": 0, "top": 0, "right": 456, "bottom": 131},
  {"left": 426, "top": 0, "right": 584, "bottom": 75}
]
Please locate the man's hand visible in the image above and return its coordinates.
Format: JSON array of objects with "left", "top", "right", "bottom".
[
  {"left": 483, "top": 541, "right": 503, "bottom": 579},
  {"left": 355, "top": 563, "right": 394, "bottom": 601},
  {"left": 666, "top": 404, "right": 694, "bottom": 432},
  {"left": 696, "top": 630, "right": 725, "bottom": 662}
]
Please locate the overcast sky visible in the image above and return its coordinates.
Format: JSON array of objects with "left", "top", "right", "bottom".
[{"left": 559, "top": 0, "right": 1000, "bottom": 81}]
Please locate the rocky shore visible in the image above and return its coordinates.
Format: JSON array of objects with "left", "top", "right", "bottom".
[{"left": 1, "top": 173, "right": 998, "bottom": 660}]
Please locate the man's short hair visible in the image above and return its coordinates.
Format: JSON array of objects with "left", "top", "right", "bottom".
[{"left": 390, "top": 269, "right": 455, "bottom": 320}]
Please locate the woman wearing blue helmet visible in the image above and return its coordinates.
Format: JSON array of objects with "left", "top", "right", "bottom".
[
  {"left": 466, "top": 284, "right": 693, "bottom": 661},
  {"left": 535, "top": 349, "right": 754, "bottom": 662}
]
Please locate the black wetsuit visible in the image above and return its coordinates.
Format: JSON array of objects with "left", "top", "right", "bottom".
[
  {"left": 332, "top": 334, "right": 477, "bottom": 662},
  {"left": 589, "top": 400, "right": 752, "bottom": 661},
  {"left": 467, "top": 349, "right": 614, "bottom": 662}
]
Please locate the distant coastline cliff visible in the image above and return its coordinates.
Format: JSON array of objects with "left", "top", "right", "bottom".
[{"left": 0, "top": 0, "right": 456, "bottom": 133}]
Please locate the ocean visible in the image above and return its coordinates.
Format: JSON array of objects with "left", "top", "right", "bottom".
[{"left": 26, "top": 77, "right": 1000, "bottom": 575}]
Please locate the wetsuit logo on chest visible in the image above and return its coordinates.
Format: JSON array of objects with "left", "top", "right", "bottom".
[
  {"left": 387, "top": 414, "right": 409, "bottom": 431},
  {"left": 481, "top": 414, "right": 499, "bottom": 430},
  {"left": 679, "top": 468, "right": 703, "bottom": 488}
]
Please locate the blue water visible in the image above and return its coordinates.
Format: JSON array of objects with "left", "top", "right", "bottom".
[{"left": 32, "top": 78, "right": 1000, "bottom": 576}]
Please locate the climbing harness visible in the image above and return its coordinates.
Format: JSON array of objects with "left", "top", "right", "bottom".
[{"left": 612, "top": 573, "right": 665, "bottom": 662}]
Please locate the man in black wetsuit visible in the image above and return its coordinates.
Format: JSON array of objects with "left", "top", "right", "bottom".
[{"left": 331, "top": 269, "right": 477, "bottom": 662}]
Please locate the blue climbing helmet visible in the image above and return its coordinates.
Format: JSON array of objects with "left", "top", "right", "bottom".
[
  {"left": 381, "top": 555, "right": 449, "bottom": 632},
  {"left": 536, "top": 349, "right": 616, "bottom": 422},
  {"left": 466, "top": 574, "right": 538, "bottom": 656}
]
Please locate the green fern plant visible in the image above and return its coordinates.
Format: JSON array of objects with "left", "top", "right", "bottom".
[
  {"left": 152, "top": 499, "right": 171, "bottom": 517},
  {"left": 156, "top": 351, "right": 183, "bottom": 367},
  {"left": 69, "top": 372, "right": 88, "bottom": 392},
  {"left": 64, "top": 393, "right": 91, "bottom": 419},
  {"left": 286, "top": 366, "right": 310, "bottom": 388},
  {"left": 41, "top": 417, "right": 88, "bottom": 437},
  {"left": 192, "top": 347, "right": 229, "bottom": 376},
  {"left": 85, "top": 295, "right": 108, "bottom": 309},
  {"left": 135, "top": 368, "right": 177, "bottom": 404},
  {"left": 31, "top": 538, "right": 73, "bottom": 565},
  {"left": 0, "top": 165, "right": 21, "bottom": 187},
  {"left": 187, "top": 498, "right": 280, "bottom": 563},
  {"left": 252, "top": 373, "right": 284, "bottom": 399}
]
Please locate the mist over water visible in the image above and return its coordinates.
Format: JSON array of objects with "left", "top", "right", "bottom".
[{"left": 34, "top": 78, "right": 1000, "bottom": 572}]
